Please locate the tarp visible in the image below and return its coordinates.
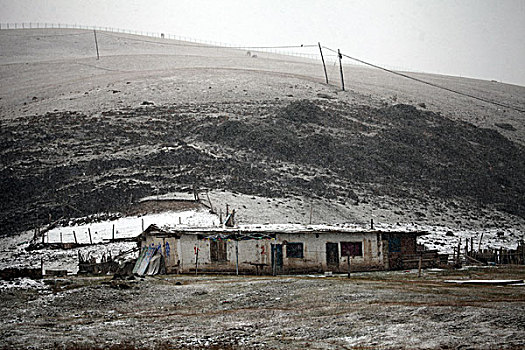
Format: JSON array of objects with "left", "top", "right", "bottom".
[
  {"left": 146, "top": 254, "right": 165, "bottom": 275},
  {"left": 132, "top": 248, "right": 148, "bottom": 275},
  {"left": 133, "top": 245, "right": 160, "bottom": 276}
]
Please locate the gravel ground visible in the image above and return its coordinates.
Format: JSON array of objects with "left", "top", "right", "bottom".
[{"left": 1, "top": 266, "right": 524, "bottom": 349}]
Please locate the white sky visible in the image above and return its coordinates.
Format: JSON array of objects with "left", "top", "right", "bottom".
[{"left": 1, "top": 0, "right": 524, "bottom": 86}]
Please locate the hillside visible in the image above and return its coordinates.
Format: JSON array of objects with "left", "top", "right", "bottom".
[{"left": 1, "top": 28, "right": 525, "bottom": 238}]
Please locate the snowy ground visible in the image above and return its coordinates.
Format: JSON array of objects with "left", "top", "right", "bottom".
[
  {"left": 0, "top": 208, "right": 218, "bottom": 275},
  {"left": 1, "top": 29, "right": 524, "bottom": 146},
  {"left": 44, "top": 208, "right": 219, "bottom": 244},
  {"left": 0, "top": 267, "right": 524, "bottom": 349}
]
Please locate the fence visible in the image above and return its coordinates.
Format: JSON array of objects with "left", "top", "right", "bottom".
[
  {"left": 2, "top": 22, "right": 517, "bottom": 112},
  {"left": 0, "top": 22, "right": 335, "bottom": 62}
]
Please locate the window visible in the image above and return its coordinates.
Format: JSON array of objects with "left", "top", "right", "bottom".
[
  {"left": 286, "top": 242, "right": 304, "bottom": 258},
  {"left": 210, "top": 240, "right": 227, "bottom": 262},
  {"left": 388, "top": 236, "right": 401, "bottom": 253},
  {"left": 340, "top": 242, "right": 362, "bottom": 257}
]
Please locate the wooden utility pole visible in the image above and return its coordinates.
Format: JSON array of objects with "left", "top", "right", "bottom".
[
  {"left": 318, "top": 42, "right": 329, "bottom": 84},
  {"left": 457, "top": 238, "right": 461, "bottom": 264},
  {"left": 88, "top": 228, "right": 93, "bottom": 245},
  {"left": 338, "top": 49, "right": 345, "bottom": 91},
  {"left": 93, "top": 30, "right": 99, "bottom": 60},
  {"left": 235, "top": 239, "right": 239, "bottom": 276},
  {"left": 272, "top": 245, "right": 276, "bottom": 276},
  {"left": 418, "top": 254, "right": 422, "bottom": 278},
  {"left": 73, "top": 231, "right": 78, "bottom": 244},
  {"left": 195, "top": 247, "right": 199, "bottom": 275}
]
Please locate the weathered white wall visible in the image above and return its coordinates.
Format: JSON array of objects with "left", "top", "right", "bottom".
[
  {"left": 176, "top": 235, "right": 274, "bottom": 273},
  {"left": 142, "top": 235, "right": 179, "bottom": 273},
  {"left": 160, "top": 231, "right": 385, "bottom": 274},
  {"left": 276, "top": 232, "right": 383, "bottom": 272}
]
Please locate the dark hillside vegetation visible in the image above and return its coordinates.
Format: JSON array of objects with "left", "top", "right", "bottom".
[{"left": 1, "top": 100, "right": 524, "bottom": 236}]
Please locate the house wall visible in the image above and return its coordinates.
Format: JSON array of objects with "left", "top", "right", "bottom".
[
  {"left": 384, "top": 233, "right": 419, "bottom": 270},
  {"left": 178, "top": 234, "right": 273, "bottom": 274},
  {"left": 171, "top": 231, "right": 384, "bottom": 274},
  {"left": 276, "top": 232, "right": 384, "bottom": 273},
  {"left": 142, "top": 235, "right": 179, "bottom": 273},
  {"left": 139, "top": 230, "right": 426, "bottom": 274}
]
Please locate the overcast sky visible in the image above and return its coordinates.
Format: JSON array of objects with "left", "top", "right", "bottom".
[{"left": 1, "top": 0, "right": 524, "bottom": 86}]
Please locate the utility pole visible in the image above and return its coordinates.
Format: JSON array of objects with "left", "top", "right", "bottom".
[
  {"left": 235, "top": 239, "right": 239, "bottom": 276},
  {"left": 338, "top": 49, "right": 345, "bottom": 91},
  {"left": 93, "top": 30, "right": 99, "bottom": 60},
  {"left": 318, "top": 42, "right": 329, "bottom": 84}
]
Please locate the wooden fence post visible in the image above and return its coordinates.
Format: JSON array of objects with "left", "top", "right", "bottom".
[
  {"left": 478, "top": 232, "right": 484, "bottom": 252},
  {"left": 235, "top": 240, "right": 239, "bottom": 276},
  {"left": 338, "top": 49, "right": 345, "bottom": 91},
  {"left": 93, "top": 30, "right": 99, "bottom": 60},
  {"left": 195, "top": 247, "right": 199, "bottom": 275},
  {"left": 318, "top": 42, "right": 329, "bottom": 84}
]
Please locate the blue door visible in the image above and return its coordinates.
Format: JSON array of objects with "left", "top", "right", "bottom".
[{"left": 271, "top": 244, "right": 283, "bottom": 275}]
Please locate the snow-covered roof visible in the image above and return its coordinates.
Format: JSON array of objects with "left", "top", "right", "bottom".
[{"left": 151, "top": 223, "right": 427, "bottom": 236}]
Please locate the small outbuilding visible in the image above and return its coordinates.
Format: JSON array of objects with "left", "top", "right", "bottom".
[{"left": 135, "top": 224, "right": 441, "bottom": 275}]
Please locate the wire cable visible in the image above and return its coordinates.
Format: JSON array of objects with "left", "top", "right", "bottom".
[
  {"left": 323, "top": 46, "right": 525, "bottom": 113},
  {"left": 100, "top": 32, "right": 317, "bottom": 51},
  {"left": 3, "top": 32, "right": 92, "bottom": 38},
  {"left": 232, "top": 45, "right": 318, "bottom": 49}
]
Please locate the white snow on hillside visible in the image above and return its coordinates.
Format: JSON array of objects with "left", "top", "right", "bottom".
[
  {"left": 0, "top": 209, "right": 219, "bottom": 274},
  {"left": 44, "top": 209, "right": 219, "bottom": 244}
]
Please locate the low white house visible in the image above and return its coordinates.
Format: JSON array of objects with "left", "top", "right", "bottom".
[{"left": 135, "top": 224, "right": 439, "bottom": 275}]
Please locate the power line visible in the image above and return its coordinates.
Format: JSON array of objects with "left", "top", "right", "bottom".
[{"left": 323, "top": 46, "right": 525, "bottom": 113}]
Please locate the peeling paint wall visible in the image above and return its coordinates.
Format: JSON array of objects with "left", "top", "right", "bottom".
[
  {"left": 178, "top": 236, "right": 273, "bottom": 274},
  {"left": 276, "top": 232, "right": 384, "bottom": 273},
  {"left": 143, "top": 231, "right": 389, "bottom": 274}
]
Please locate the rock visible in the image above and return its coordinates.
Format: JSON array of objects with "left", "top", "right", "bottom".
[
  {"left": 317, "top": 93, "right": 335, "bottom": 99},
  {"left": 494, "top": 123, "right": 516, "bottom": 131}
]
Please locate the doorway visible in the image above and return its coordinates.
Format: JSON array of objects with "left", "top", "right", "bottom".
[
  {"left": 326, "top": 242, "right": 339, "bottom": 267},
  {"left": 271, "top": 244, "right": 283, "bottom": 275}
]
